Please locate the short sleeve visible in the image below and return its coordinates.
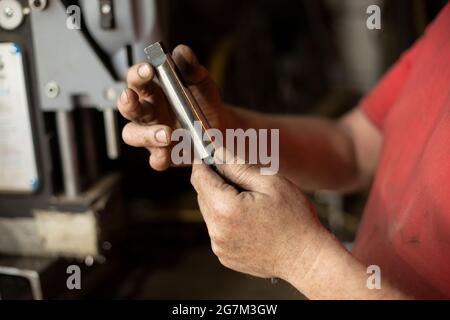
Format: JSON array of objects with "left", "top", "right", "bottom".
[{"left": 359, "top": 39, "right": 422, "bottom": 129}]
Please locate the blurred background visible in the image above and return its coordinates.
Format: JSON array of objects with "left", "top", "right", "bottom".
[{"left": 0, "top": 0, "right": 447, "bottom": 299}]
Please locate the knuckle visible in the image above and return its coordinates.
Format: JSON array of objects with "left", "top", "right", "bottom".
[
  {"left": 126, "top": 66, "right": 137, "bottom": 84},
  {"left": 211, "top": 199, "right": 235, "bottom": 218},
  {"left": 212, "top": 199, "right": 238, "bottom": 224},
  {"left": 217, "top": 181, "right": 232, "bottom": 193},
  {"left": 138, "top": 87, "right": 153, "bottom": 98},
  {"left": 210, "top": 232, "right": 227, "bottom": 245},
  {"left": 236, "top": 191, "right": 253, "bottom": 204},
  {"left": 190, "top": 167, "right": 201, "bottom": 186},
  {"left": 190, "top": 173, "right": 197, "bottom": 187},
  {"left": 142, "top": 128, "right": 157, "bottom": 146},
  {"left": 135, "top": 82, "right": 157, "bottom": 99},
  {"left": 210, "top": 241, "right": 222, "bottom": 257}
]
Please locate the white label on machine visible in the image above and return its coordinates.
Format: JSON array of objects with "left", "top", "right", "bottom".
[{"left": 0, "top": 42, "right": 39, "bottom": 193}]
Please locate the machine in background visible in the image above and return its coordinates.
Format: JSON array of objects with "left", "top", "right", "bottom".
[{"left": 0, "top": 0, "right": 160, "bottom": 299}]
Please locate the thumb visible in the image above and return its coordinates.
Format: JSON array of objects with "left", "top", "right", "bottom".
[
  {"left": 172, "top": 44, "right": 222, "bottom": 129},
  {"left": 191, "top": 163, "right": 238, "bottom": 201},
  {"left": 172, "top": 44, "right": 209, "bottom": 86},
  {"left": 214, "top": 148, "right": 270, "bottom": 193}
]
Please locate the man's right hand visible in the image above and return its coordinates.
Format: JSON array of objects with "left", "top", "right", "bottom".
[{"left": 117, "top": 44, "right": 227, "bottom": 171}]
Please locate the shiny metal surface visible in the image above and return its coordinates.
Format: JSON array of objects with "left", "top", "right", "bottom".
[
  {"left": 145, "top": 42, "right": 216, "bottom": 165},
  {"left": 56, "top": 111, "right": 81, "bottom": 198}
]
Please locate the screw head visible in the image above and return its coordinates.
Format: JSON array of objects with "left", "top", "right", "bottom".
[
  {"left": 84, "top": 256, "right": 95, "bottom": 267},
  {"left": 101, "top": 3, "right": 111, "bottom": 14},
  {"left": 29, "top": 0, "right": 47, "bottom": 11},
  {"left": 45, "top": 82, "right": 60, "bottom": 99}
]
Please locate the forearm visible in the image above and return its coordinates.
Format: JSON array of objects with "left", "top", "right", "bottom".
[
  {"left": 226, "top": 106, "right": 363, "bottom": 192},
  {"left": 283, "top": 229, "right": 410, "bottom": 300}
]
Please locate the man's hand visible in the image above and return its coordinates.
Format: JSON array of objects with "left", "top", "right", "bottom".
[
  {"left": 190, "top": 156, "right": 329, "bottom": 280},
  {"left": 117, "top": 44, "right": 227, "bottom": 171},
  {"left": 191, "top": 159, "right": 410, "bottom": 299}
]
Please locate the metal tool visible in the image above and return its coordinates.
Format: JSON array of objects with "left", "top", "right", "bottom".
[{"left": 144, "top": 42, "right": 217, "bottom": 166}]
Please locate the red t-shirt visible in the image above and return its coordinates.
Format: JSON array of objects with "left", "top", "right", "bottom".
[{"left": 353, "top": 3, "right": 450, "bottom": 299}]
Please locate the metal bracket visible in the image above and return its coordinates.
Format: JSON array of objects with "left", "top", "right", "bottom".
[{"left": 99, "top": 0, "right": 115, "bottom": 30}]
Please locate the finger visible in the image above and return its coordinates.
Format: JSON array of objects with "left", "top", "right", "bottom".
[
  {"left": 118, "top": 88, "right": 156, "bottom": 124},
  {"left": 122, "top": 122, "right": 172, "bottom": 148},
  {"left": 192, "top": 164, "right": 240, "bottom": 225},
  {"left": 191, "top": 164, "right": 238, "bottom": 201},
  {"left": 126, "top": 63, "right": 160, "bottom": 98},
  {"left": 172, "top": 45, "right": 210, "bottom": 86},
  {"left": 214, "top": 147, "right": 271, "bottom": 193},
  {"left": 149, "top": 148, "right": 172, "bottom": 171}
]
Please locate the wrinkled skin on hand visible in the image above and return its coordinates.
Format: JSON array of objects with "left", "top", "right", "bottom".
[
  {"left": 118, "top": 45, "right": 326, "bottom": 282},
  {"left": 191, "top": 155, "right": 325, "bottom": 280}
]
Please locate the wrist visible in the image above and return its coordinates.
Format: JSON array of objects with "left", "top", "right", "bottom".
[{"left": 277, "top": 224, "right": 334, "bottom": 285}]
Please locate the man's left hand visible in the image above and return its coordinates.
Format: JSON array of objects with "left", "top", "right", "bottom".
[{"left": 190, "top": 159, "right": 329, "bottom": 280}]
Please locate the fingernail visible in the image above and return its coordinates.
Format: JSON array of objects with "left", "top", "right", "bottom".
[
  {"left": 120, "top": 89, "right": 129, "bottom": 104},
  {"left": 155, "top": 129, "right": 168, "bottom": 144},
  {"left": 138, "top": 63, "right": 151, "bottom": 79}
]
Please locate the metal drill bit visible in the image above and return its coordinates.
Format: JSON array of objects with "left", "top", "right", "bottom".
[{"left": 144, "top": 42, "right": 216, "bottom": 165}]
